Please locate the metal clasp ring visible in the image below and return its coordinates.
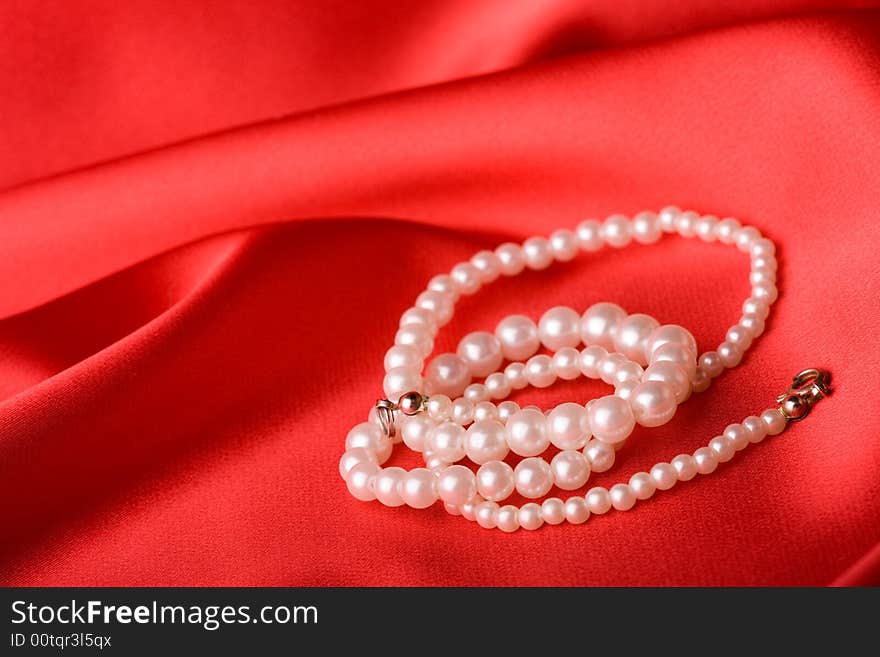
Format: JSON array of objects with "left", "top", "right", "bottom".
[{"left": 775, "top": 368, "right": 832, "bottom": 421}]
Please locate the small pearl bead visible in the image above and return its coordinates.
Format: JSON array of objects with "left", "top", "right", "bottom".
[
  {"left": 576, "top": 219, "right": 603, "bottom": 251},
  {"left": 550, "top": 228, "right": 579, "bottom": 261},
  {"left": 695, "top": 214, "right": 718, "bottom": 241},
  {"left": 723, "top": 423, "right": 750, "bottom": 451},
  {"left": 742, "top": 415, "right": 768, "bottom": 443},
  {"left": 495, "top": 242, "right": 526, "bottom": 276},
  {"left": 580, "top": 302, "right": 627, "bottom": 351},
  {"left": 484, "top": 373, "right": 511, "bottom": 400},
  {"left": 675, "top": 210, "right": 699, "bottom": 237},
  {"left": 473, "top": 400, "right": 498, "bottom": 422},
  {"left": 579, "top": 345, "right": 608, "bottom": 378},
  {"left": 457, "top": 331, "right": 503, "bottom": 378},
  {"left": 598, "top": 352, "right": 629, "bottom": 384},
  {"left": 630, "top": 380, "right": 677, "bottom": 427},
  {"left": 424, "top": 353, "right": 471, "bottom": 398},
  {"left": 423, "top": 453, "right": 450, "bottom": 471},
  {"left": 742, "top": 297, "right": 770, "bottom": 319},
  {"left": 739, "top": 313, "right": 765, "bottom": 337},
  {"left": 583, "top": 438, "right": 615, "bottom": 472},
  {"left": 374, "top": 467, "right": 407, "bottom": 506},
  {"left": 475, "top": 501, "right": 500, "bottom": 529},
  {"left": 761, "top": 408, "right": 787, "bottom": 435},
  {"left": 609, "top": 483, "right": 636, "bottom": 511},
  {"left": 699, "top": 351, "right": 724, "bottom": 378},
  {"left": 401, "top": 468, "right": 438, "bottom": 508},
  {"left": 426, "top": 421, "right": 467, "bottom": 462},
  {"left": 496, "top": 400, "right": 520, "bottom": 423},
  {"left": 650, "top": 462, "right": 678, "bottom": 490},
  {"left": 450, "top": 261, "right": 482, "bottom": 295},
  {"left": 541, "top": 498, "right": 566, "bottom": 525},
  {"left": 399, "top": 306, "right": 438, "bottom": 332},
  {"left": 415, "top": 290, "right": 454, "bottom": 326},
  {"left": 631, "top": 211, "right": 661, "bottom": 244},
  {"left": 643, "top": 361, "right": 690, "bottom": 403},
  {"left": 495, "top": 314, "right": 540, "bottom": 361},
  {"left": 383, "top": 367, "right": 423, "bottom": 402},
  {"left": 522, "top": 236, "right": 553, "bottom": 270},
  {"left": 651, "top": 342, "right": 697, "bottom": 378},
  {"left": 470, "top": 250, "right": 501, "bottom": 283},
  {"left": 504, "top": 362, "right": 529, "bottom": 390},
  {"left": 505, "top": 408, "right": 550, "bottom": 457},
  {"left": 749, "top": 267, "right": 776, "bottom": 287},
  {"left": 547, "top": 402, "right": 590, "bottom": 450},
  {"left": 460, "top": 496, "right": 479, "bottom": 521},
  {"left": 715, "top": 217, "right": 741, "bottom": 244},
  {"left": 726, "top": 324, "right": 753, "bottom": 351},
  {"left": 658, "top": 206, "right": 681, "bottom": 233},
  {"left": 394, "top": 325, "right": 434, "bottom": 357},
  {"left": 346, "top": 462, "right": 380, "bottom": 501},
  {"left": 671, "top": 454, "right": 698, "bottom": 481},
  {"left": 552, "top": 346, "right": 581, "bottom": 380},
  {"left": 538, "top": 306, "right": 582, "bottom": 351},
  {"left": 465, "top": 419, "right": 509, "bottom": 464},
  {"left": 427, "top": 394, "right": 452, "bottom": 421},
  {"left": 693, "top": 447, "right": 718, "bottom": 474},
  {"left": 496, "top": 505, "right": 520, "bottom": 532},
  {"left": 339, "top": 447, "right": 379, "bottom": 481},
  {"left": 614, "top": 313, "right": 659, "bottom": 364},
  {"left": 615, "top": 379, "right": 639, "bottom": 401},
  {"left": 400, "top": 414, "right": 434, "bottom": 452},
  {"left": 752, "top": 282, "right": 778, "bottom": 304},
  {"left": 588, "top": 395, "right": 635, "bottom": 444},
  {"left": 586, "top": 487, "right": 612, "bottom": 514},
  {"left": 476, "top": 460, "right": 515, "bottom": 501},
  {"left": 717, "top": 341, "right": 743, "bottom": 368},
  {"left": 427, "top": 274, "right": 459, "bottom": 301},
  {"left": 525, "top": 354, "right": 556, "bottom": 388},
  {"left": 691, "top": 369, "right": 711, "bottom": 393},
  {"left": 451, "top": 398, "right": 475, "bottom": 425},
  {"left": 629, "top": 472, "right": 656, "bottom": 500},
  {"left": 519, "top": 503, "right": 545, "bottom": 530},
  {"left": 463, "top": 383, "right": 489, "bottom": 404},
  {"left": 444, "top": 502, "right": 461, "bottom": 516},
  {"left": 384, "top": 344, "right": 423, "bottom": 372},
  {"left": 550, "top": 450, "right": 591, "bottom": 490},
  {"left": 752, "top": 255, "right": 777, "bottom": 272},
  {"left": 708, "top": 435, "right": 735, "bottom": 463},
  {"left": 345, "top": 422, "right": 393, "bottom": 463},
  {"left": 601, "top": 214, "right": 632, "bottom": 248},
  {"left": 560, "top": 495, "right": 589, "bottom": 525},
  {"left": 437, "top": 465, "right": 477, "bottom": 506},
  {"left": 735, "top": 226, "right": 762, "bottom": 252}
]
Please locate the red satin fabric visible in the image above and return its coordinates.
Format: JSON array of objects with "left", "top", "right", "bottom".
[{"left": 1, "top": 1, "right": 878, "bottom": 586}]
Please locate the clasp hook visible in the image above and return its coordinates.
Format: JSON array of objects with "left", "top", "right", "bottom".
[{"left": 775, "top": 368, "right": 832, "bottom": 421}]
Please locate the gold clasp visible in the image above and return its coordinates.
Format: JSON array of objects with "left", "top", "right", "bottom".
[{"left": 775, "top": 368, "right": 832, "bottom": 422}]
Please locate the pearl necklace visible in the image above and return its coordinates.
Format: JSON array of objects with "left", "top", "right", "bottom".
[{"left": 339, "top": 207, "right": 831, "bottom": 532}]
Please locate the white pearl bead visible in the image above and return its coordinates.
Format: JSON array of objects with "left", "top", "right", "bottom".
[
  {"left": 651, "top": 342, "right": 697, "bottom": 378},
  {"left": 576, "top": 219, "right": 603, "bottom": 251},
  {"left": 761, "top": 408, "right": 787, "bottom": 435},
  {"left": 609, "top": 483, "right": 636, "bottom": 511},
  {"left": 400, "top": 414, "right": 434, "bottom": 452},
  {"left": 424, "top": 353, "right": 471, "bottom": 398},
  {"left": 427, "top": 394, "right": 453, "bottom": 421},
  {"left": 504, "top": 362, "right": 529, "bottom": 390},
  {"left": 552, "top": 346, "right": 581, "bottom": 380},
  {"left": 650, "top": 462, "right": 677, "bottom": 490},
  {"left": 538, "top": 306, "right": 582, "bottom": 351},
  {"left": 580, "top": 302, "right": 626, "bottom": 350},
  {"left": 514, "top": 457, "right": 554, "bottom": 498},
  {"left": 752, "top": 282, "right": 778, "bottom": 304},
  {"left": 444, "top": 503, "right": 461, "bottom": 516},
  {"left": 495, "top": 242, "right": 526, "bottom": 276},
  {"left": 598, "top": 352, "right": 628, "bottom": 385},
  {"left": 726, "top": 324, "right": 753, "bottom": 351},
  {"left": 717, "top": 341, "right": 742, "bottom": 368},
  {"left": 643, "top": 361, "right": 690, "bottom": 403},
  {"left": 505, "top": 408, "right": 550, "bottom": 456},
  {"left": 579, "top": 345, "right": 608, "bottom": 378},
  {"left": 550, "top": 450, "right": 591, "bottom": 490},
  {"left": 450, "top": 262, "right": 482, "bottom": 295},
  {"left": 451, "top": 398, "right": 475, "bottom": 425},
  {"left": 457, "top": 331, "right": 503, "bottom": 377},
  {"left": 613, "top": 313, "right": 659, "bottom": 364},
  {"left": 742, "top": 415, "right": 768, "bottom": 443},
  {"left": 671, "top": 454, "right": 698, "bottom": 481},
  {"left": 735, "top": 226, "right": 761, "bottom": 252},
  {"left": 415, "top": 290, "right": 454, "bottom": 326},
  {"left": 739, "top": 313, "right": 765, "bottom": 337},
  {"left": 496, "top": 400, "right": 520, "bottom": 423},
  {"left": 742, "top": 296, "right": 770, "bottom": 319},
  {"left": 476, "top": 460, "right": 515, "bottom": 502},
  {"left": 646, "top": 324, "right": 697, "bottom": 358},
  {"left": 401, "top": 468, "right": 438, "bottom": 508},
  {"left": 473, "top": 400, "right": 498, "bottom": 422},
  {"left": 525, "top": 354, "right": 556, "bottom": 388},
  {"left": 630, "top": 380, "right": 677, "bottom": 427},
  {"left": 708, "top": 435, "right": 735, "bottom": 462},
  {"left": 714, "top": 217, "right": 741, "bottom": 244},
  {"left": 394, "top": 325, "right": 434, "bottom": 356},
  {"left": 550, "top": 228, "right": 579, "bottom": 261},
  {"left": 460, "top": 496, "right": 479, "bottom": 521},
  {"left": 695, "top": 214, "right": 718, "bottom": 241},
  {"left": 518, "top": 503, "right": 545, "bottom": 530},
  {"left": 658, "top": 206, "right": 681, "bottom": 233},
  {"left": 470, "top": 250, "right": 501, "bottom": 283},
  {"left": 541, "top": 498, "right": 566, "bottom": 525},
  {"left": 399, "top": 306, "right": 438, "bottom": 332},
  {"left": 629, "top": 472, "right": 656, "bottom": 500},
  {"left": 601, "top": 214, "right": 632, "bottom": 247},
  {"left": 465, "top": 419, "right": 509, "bottom": 464},
  {"left": 586, "top": 487, "right": 612, "bottom": 514},
  {"left": 674, "top": 210, "right": 698, "bottom": 237},
  {"left": 522, "top": 236, "right": 553, "bottom": 270},
  {"left": 346, "top": 462, "right": 380, "bottom": 501},
  {"left": 427, "top": 274, "right": 460, "bottom": 301},
  {"left": 723, "top": 423, "right": 750, "bottom": 451},
  {"left": 496, "top": 505, "right": 520, "bottom": 532},
  {"left": 547, "top": 402, "right": 590, "bottom": 450},
  {"left": 345, "top": 422, "right": 393, "bottom": 463},
  {"left": 426, "top": 421, "right": 467, "bottom": 462},
  {"left": 475, "top": 501, "right": 499, "bottom": 529},
  {"left": 463, "top": 383, "right": 489, "bottom": 404},
  {"left": 691, "top": 369, "right": 711, "bottom": 393},
  {"left": 749, "top": 267, "right": 775, "bottom": 287},
  {"left": 561, "top": 496, "right": 588, "bottom": 524},
  {"left": 485, "top": 372, "right": 511, "bottom": 399},
  {"left": 693, "top": 446, "right": 719, "bottom": 474},
  {"left": 588, "top": 395, "right": 635, "bottom": 444},
  {"left": 383, "top": 366, "right": 422, "bottom": 402},
  {"left": 699, "top": 351, "right": 724, "bottom": 378},
  {"left": 495, "top": 314, "right": 540, "bottom": 361},
  {"left": 339, "top": 447, "right": 378, "bottom": 480},
  {"left": 384, "top": 344, "right": 423, "bottom": 372},
  {"left": 750, "top": 237, "right": 776, "bottom": 258},
  {"left": 437, "top": 465, "right": 477, "bottom": 506},
  {"left": 583, "top": 438, "right": 615, "bottom": 472},
  {"left": 632, "top": 211, "right": 661, "bottom": 244},
  {"left": 614, "top": 378, "right": 638, "bottom": 401},
  {"left": 374, "top": 467, "right": 407, "bottom": 506}
]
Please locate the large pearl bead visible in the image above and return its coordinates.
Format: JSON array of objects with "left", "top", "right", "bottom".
[
  {"left": 425, "top": 421, "right": 467, "bottom": 462},
  {"left": 613, "top": 313, "right": 659, "bottom": 365},
  {"left": 550, "top": 450, "right": 591, "bottom": 490},
  {"left": 643, "top": 361, "right": 691, "bottom": 403},
  {"left": 495, "top": 314, "right": 540, "bottom": 361},
  {"left": 538, "top": 306, "right": 582, "bottom": 351},
  {"left": 346, "top": 462, "right": 381, "bottom": 501},
  {"left": 382, "top": 367, "right": 422, "bottom": 402},
  {"left": 399, "top": 414, "right": 434, "bottom": 452},
  {"left": 345, "top": 422, "right": 392, "bottom": 463},
  {"left": 505, "top": 408, "right": 550, "bottom": 456},
  {"left": 546, "top": 402, "right": 590, "bottom": 449},
  {"left": 476, "top": 460, "right": 515, "bottom": 501},
  {"left": 401, "top": 468, "right": 439, "bottom": 508},
  {"left": 583, "top": 438, "right": 615, "bottom": 472},
  {"left": 514, "top": 457, "right": 554, "bottom": 499},
  {"left": 457, "top": 331, "right": 503, "bottom": 378},
  {"left": 646, "top": 324, "right": 697, "bottom": 359},
  {"left": 464, "top": 419, "right": 509, "bottom": 464},
  {"left": 339, "top": 447, "right": 378, "bottom": 480},
  {"left": 374, "top": 467, "right": 407, "bottom": 506},
  {"left": 437, "top": 465, "right": 477, "bottom": 506},
  {"left": 629, "top": 380, "right": 677, "bottom": 427},
  {"left": 650, "top": 342, "right": 697, "bottom": 378},
  {"left": 424, "top": 353, "right": 471, "bottom": 398},
  {"left": 588, "top": 396, "right": 635, "bottom": 445},
  {"left": 580, "top": 302, "right": 626, "bottom": 350}
]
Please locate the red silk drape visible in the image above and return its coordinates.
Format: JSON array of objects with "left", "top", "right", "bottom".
[{"left": 1, "top": 1, "right": 878, "bottom": 586}]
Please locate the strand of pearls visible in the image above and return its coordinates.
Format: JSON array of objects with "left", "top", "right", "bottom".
[{"left": 339, "top": 207, "right": 785, "bottom": 532}]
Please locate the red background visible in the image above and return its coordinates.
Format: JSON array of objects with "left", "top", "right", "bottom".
[{"left": 1, "top": 1, "right": 878, "bottom": 586}]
